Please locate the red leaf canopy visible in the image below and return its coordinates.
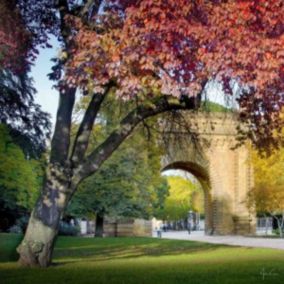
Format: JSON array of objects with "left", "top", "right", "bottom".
[
  {"left": 66, "top": 0, "right": 284, "bottom": 100},
  {"left": 64, "top": 0, "right": 284, "bottom": 147},
  {"left": 0, "top": 1, "right": 31, "bottom": 73}
]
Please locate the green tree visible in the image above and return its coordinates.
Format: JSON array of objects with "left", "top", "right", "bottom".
[
  {"left": 190, "top": 185, "right": 204, "bottom": 216},
  {"left": 0, "top": 124, "right": 43, "bottom": 211},
  {"left": 156, "top": 176, "right": 200, "bottom": 221},
  {"left": 67, "top": 98, "right": 169, "bottom": 236},
  {"left": 0, "top": 0, "right": 51, "bottom": 157},
  {"left": 248, "top": 148, "right": 284, "bottom": 237}
]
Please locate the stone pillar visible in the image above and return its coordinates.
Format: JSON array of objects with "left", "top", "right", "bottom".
[
  {"left": 206, "top": 138, "right": 235, "bottom": 235},
  {"left": 232, "top": 145, "right": 256, "bottom": 235},
  {"left": 207, "top": 139, "right": 255, "bottom": 235}
]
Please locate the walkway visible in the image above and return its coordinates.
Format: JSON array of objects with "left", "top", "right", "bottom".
[{"left": 158, "top": 231, "right": 284, "bottom": 250}]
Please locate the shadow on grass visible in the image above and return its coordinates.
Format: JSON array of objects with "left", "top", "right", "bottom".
[
  {"left": 2, "top": 235, "right": 284, "bottom": 284},
  {"left": 0, "top": 234, "right": 232, "bottom": 265},
  {"left": 53, "top": 238, "right": 229, "bottom": 265}
]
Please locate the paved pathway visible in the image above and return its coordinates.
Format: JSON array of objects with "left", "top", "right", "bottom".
[{"left": 157, "top": 231, "right": 284, "bottom": 250}]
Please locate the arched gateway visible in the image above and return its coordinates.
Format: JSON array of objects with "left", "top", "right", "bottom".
[{"left": 162, "top": 112, "right": 256, "bottom": 236}]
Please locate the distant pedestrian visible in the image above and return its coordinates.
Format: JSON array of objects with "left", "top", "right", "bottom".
[
  {"left": 157, "top": 227, "right": 162, "bottom": 238},
  {"left": 188, "top": 222, "right": 192, "bottom": 235}
]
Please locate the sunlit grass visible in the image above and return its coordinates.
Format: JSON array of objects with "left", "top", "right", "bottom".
[{"left": 1, "top": 233, "right": 284, "bottom": 284}]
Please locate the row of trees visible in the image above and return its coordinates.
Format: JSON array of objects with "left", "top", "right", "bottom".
[{"left": 67, "top": 97, "right": 169, "bottom": 235}]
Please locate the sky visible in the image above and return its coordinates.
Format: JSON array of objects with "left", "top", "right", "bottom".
[{"left": 31, "top": 37, "right": 60, "bottom": 127}]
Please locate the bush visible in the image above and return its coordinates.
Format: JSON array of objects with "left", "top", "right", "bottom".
[{"left": 59, "top": 221, "right": 80, "bottom": 236}]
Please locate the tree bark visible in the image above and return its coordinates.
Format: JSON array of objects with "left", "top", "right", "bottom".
[
  {"left": 50, "top": 88, "right": 76, "bottom": 164},
  {"left": 71, "top": 88, "right": 110, "bottom": 165},
  {"left": 17, "top": 163, "right": 73, "bottom": 267},
  {"left": 276, "top": 218, "right": 283, "bottom": 238},
  {"left": 95, "top": 214, "right": 104, "bottom": 237},
  {"left": 16, "top": 0, "right": 106, "bottom": 268},
  {"left": 17, "top": 210, "right": 59, "bottom": 267}
]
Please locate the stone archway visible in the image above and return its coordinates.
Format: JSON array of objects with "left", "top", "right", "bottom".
[{"left": 162, "top": 112, "right": 256, "bottom": 236}]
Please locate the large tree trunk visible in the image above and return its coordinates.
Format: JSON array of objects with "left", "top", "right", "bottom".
[
  {"left": 17, "top": 164, "right": 72, "bottom": 267},
  {"left": 95, "top": 214, "right": 104, "bottom": 237},
  {"left": 16, "top": 84, "right": 76, "bottom": 267},
  {"left": 17, "top": 210, "right": 59, "bottom": 267}
]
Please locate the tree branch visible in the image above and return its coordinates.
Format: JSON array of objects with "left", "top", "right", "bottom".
[
  {"left": 57, "top": 0, "right": 71, "bottom": 43},
  {"left": 79, "top": 0, "right": 102, "bottom": 22},
  {"left": 50, "top": 87, "right": 76, "bottom": 165},
  {"left": 74, "top": 95, "right": 197, "bottom": 182},
  {"left": 70, "top": 87, "right": 111, "bottom": 165},
  {"left": 50, "top": 0, "right": 106, "bottom": 166}
]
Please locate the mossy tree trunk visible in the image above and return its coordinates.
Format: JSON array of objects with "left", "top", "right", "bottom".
[{"left": 17, "top": 164, "right": 72, "bottom": 267}]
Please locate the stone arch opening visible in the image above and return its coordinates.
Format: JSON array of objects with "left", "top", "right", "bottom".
[
  {"left": 162, "top": 161, "right": 214, "bottom": 235},
  {"left": 161, "top": 113, "right": 256, "bottom": 235}
]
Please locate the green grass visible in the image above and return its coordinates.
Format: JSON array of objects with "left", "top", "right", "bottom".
[
  {"left": 1, "top": 234, "right": 284, "bottom": 284},
  {"left": 201, "top": 101, "right": 233, "bottom": 113}
]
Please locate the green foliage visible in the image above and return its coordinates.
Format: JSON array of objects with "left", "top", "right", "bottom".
[
  {"left": 67, "top": 96, "right": 168, "bottom": 219},
  {"left": 0, "top": 124, "right": 43, "bottom": 211},
  {"left": 248, "top": 147, "right": 284, "bottom": 236},
  {"left": 0, "top": 70, "right": 51, "bottom": 158},
  {"left": 156, "top": 176, "right": 202, "bottom": 221},
  {"left": 190, "top": 187, "right": 204, "bottom": 215},
  {"left": 68, "top": 130, "right": 168, "bottom": 219},
  {"left": 248, "top": 147, "right": 284, "bottom": 216}
]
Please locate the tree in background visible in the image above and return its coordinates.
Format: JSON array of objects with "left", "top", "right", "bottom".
[
  {"left": 67, "top": 129, "right": 168, "bottom": 237},
  {"left": 67, "top": 95, "right": 168, "bottom": 236},
  {"left": 6, "top": 1, "right": 283, "bottom": 266},
  {"left": 0, "top": 125, "right": 44, "bottom": 230},
  {"left": 0, "top": 70, "right": 51, "bottom": 158},
  {"left": 156, "top": 176, "right": 202, "bottom": 223},
  {"left": 0, "top": 0, "right": 51, "bottom": 157},
  {"left": 0, "top": 0, "right": 50, "bottom": 232},
  {"left": 248, "top": 148, "right": 284, "bottom": 237},
  {"left": 190, "top": 186, "right": 204, "bottom": 216}
]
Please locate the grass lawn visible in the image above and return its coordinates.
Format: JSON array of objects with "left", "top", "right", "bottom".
[{"left": 1, "top": 233, "right": 284, "bottom": 284}]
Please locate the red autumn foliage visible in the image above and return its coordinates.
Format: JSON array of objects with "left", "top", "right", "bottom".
[
  {"left": 66, "top": 1, "right": 283, "bottom": 96},
  {"left": 0, "top": 0, "right": 59, "bottom": 73},
  {"left": 64, "top": 0, "right": 284, "bottom": 147},
  {"left": 1, "top": 0, "right": 283, "bottom": 147},
  {"left": 0, "top": 1, "right": 31, "bottom": 73}
]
